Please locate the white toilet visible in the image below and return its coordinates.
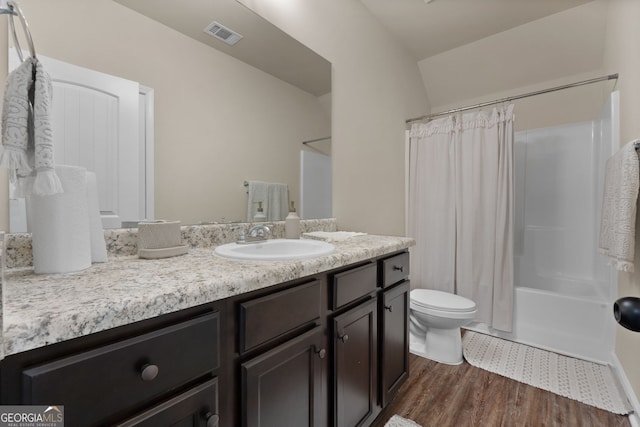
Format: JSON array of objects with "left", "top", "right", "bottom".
[{"left": 409, "top": 289, "right": 477, "bottom": 365}]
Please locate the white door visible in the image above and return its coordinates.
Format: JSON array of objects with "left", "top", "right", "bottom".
[{"left": 9, "top": 50, "right": 141, "bottom": 229}]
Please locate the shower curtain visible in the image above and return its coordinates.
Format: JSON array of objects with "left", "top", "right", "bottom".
[{"left": 408, "top": 105, "right": 515, "bottom": 332}]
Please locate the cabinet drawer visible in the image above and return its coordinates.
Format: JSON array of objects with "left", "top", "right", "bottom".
[
  {"left": 22, "top": 312, "right": 219, "bottom": 427},
  {"left": 240, "top": 280, "right": 321, "bottom": 353},
  {"left": 331, "top": 262, "right": 377, "bottom": 310},
  {"left": 117, "top": 378, "right": 219, "bottom": 427},
  {"left": 381, "top": 252, "right": 410, "bottom": 288}
]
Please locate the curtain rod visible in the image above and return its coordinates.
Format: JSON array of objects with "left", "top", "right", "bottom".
[
  {"left": 406, "top": 73, "right": 618, "bottom": 124},
  {"left": 302, "top": 136, "right": 331, "bottom": 145}
]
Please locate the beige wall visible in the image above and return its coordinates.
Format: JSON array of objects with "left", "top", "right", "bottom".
[
  {"left": 603, "top": 0, "right": 640, "bottom": 401},
  {"left": 418, "top": 0, "right": 609, "bottom": 132},
  {"left": 1, "top": 0, "right": 429, "bottom": 235},
  {"left": 240, "top": 0, "right": 431, "bottom": 236},
  {"left": 1, "top": 0, "right": 331, "bottom": 227}
]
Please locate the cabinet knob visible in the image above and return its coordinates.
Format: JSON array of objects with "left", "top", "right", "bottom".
[
  {"left": 140, "top": 364, "right": 159, "bottom": 381},
  {"left": 315, "top": 347, "right": 326, "bottom": 359},
  {"left": 385, "top": 305, "right": 393, "bottom": 312},
  {"left": 338, "top": 333, "right": 349, "bottom": 343},
  {"left": 393, "top": 265, "right": 404, "bottom": 272},
  {"left": 205, "top": 412, "right": 219, "bottom": 427}
]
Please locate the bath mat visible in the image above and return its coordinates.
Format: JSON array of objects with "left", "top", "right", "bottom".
[
  {"left": 462, "top": 331, "right": 632, "bottom": 415},
  {"left": 384, "top": 415, "right": 423, "bottom": 427}
]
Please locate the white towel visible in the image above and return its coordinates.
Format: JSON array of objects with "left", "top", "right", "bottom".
[
  {"left": 303, "top": 231, "right": 367, "bottom": 242},
  {"left": 87, "top": 172, "right": 107, "bottom": 263},
  {"left": 246, "top": 180, "right": 289, "bottom": 221},
  {"left": 0, "top": 57, "right": 62, "bottom": 196},
  {"left": 599, "top": 140, "right": 639, "bottom": 272},
  {"left": 26, "top": 166, "right": 107, "bottom": 273},
  {"left": 27, "top": 165, "right": 91, "bottom": 274}
]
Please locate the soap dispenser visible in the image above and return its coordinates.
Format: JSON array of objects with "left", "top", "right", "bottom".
[
  {"left": 285, "top": 201, "right": 300, "bottom": 239},
  {"left": 253, "top": 201, "right": 266, "bottom": 222}
]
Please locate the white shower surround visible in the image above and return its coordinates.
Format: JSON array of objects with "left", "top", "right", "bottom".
[{"left": 468, "top": 92, "right": 619, "bottom": 365}]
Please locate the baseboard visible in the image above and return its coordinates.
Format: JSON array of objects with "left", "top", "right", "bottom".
[{"left": 611, "top": 353, "right": 640, "bottom": 426}]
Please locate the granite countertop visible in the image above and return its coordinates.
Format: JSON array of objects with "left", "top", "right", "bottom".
[{"left": 3, "top": 235, "right": 414, "bottom": 357}]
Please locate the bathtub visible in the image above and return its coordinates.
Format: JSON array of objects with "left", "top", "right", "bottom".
[
  {"left": 467, "top": 276, "right": 615, "bottom": 364},
  {"left": 467, "top": 108, "right": 619, "bottom": 366}
]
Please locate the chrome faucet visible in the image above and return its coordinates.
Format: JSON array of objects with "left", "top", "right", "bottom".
[{"left": 237, "top": 224, "right": 272, "bottom": 244}]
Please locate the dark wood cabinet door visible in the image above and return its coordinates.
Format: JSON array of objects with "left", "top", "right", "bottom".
[
  {"left": 116, "top": 378, "right": 219, "bottom": 427},
  {"left": 380, "top": 280, "right": 410, "bottom": 406},
  {"left": 242, "top": 327, "right": 326, "bottom": 427},
  {"left": 333, "top": 298, "right": 378, "bottom": 427}
]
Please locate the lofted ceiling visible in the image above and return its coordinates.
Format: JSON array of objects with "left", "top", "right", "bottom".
[
  {"left": 114, "top": 0, "right": 598, "bottom": 100},
  {"left": 360, "top": 0, "right": 595, "bottom": 61},
  {"left": 114, "top": 0, "right": 331, "bottom": 96}
]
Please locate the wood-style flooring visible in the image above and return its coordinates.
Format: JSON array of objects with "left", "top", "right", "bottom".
[{"left": 371, "top": 354, "right": 632, "bottom": 427}]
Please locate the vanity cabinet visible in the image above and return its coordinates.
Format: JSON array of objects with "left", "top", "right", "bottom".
[
  {"left": 1, "top": 249, "right": 411, "bottom": 427},
  {"left": 0, "top": 306, "right": 222, "bottom": 427},
  {"left": 333, "top": 299, "right": 378, "bottom": 427},
  {"left": 238, "top": 280, "right": 326, "bottom": 427},
  {"left": 379, "top": 252, "right": 410, "bottom": 407},
  {"left": 229, "top": 251, "right": 410, "bottom": 427},
  {"left": 242, "top": 327, "right": 325, "bottom": 427},
  {"left": 379, "top": 281, "right": 410, "bottom": 406},
  {"left": 116, "top": 378, "right": 219, "bottom": 427}
]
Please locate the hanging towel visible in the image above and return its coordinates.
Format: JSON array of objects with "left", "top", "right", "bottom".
[
  {"left": 246, "top": 180, "right": 289, "bottom": 221},
  {"left": 0, "top": 57, "right": 62, "bottom": 196},
  {"left": 599, "top": 140, "right": 640, "bottom": 272}
]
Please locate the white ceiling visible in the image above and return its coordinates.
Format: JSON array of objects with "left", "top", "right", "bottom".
[
  {"left": 114, "top": 0, "right": 597, "bottom": 99},
  {"left": 360, "top": 0, "right": 594, "bottom": 61},
  {"left": 115, "top": 0, "right": 332, "bottom": 96}
]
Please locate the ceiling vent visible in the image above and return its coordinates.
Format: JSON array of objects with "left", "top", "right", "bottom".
[{"left": 204, "top": 21, "right": 243, "bottom": 46}]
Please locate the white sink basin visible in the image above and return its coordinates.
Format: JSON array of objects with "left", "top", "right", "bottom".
[{"left": 214, "top": 239, "right": 335, "bottom": 261}]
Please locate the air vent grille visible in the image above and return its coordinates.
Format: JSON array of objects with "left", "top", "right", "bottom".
[{"left": 204, "top": 21, "right": 243, "bottom": 46}]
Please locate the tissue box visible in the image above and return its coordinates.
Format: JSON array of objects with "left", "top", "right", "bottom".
[{"left": 138, "top": 220, "right": 188, "bottom": 259}]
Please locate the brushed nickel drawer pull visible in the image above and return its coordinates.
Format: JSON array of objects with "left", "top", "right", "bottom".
[
  {"left": 392, "top": 265, "right": 404, "bottom": 272},
  {"left": 140, "top": 364, "right": 159, "bottom": 381},
  {"left": 315, "top": 347, "right": 326, "bottom": 359},
  {"left": 385, "top": 305, "right": 393, "bottom": 312},
  {"left": 205, "top": 412, "right": 219, "bottom": 427},
  {"left": 338, "top": 333, "right": 349, "bottom": 343}
]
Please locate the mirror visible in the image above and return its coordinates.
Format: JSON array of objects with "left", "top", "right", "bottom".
[{"left": 8, "top": 0, "right": 331, "bottom": 227}]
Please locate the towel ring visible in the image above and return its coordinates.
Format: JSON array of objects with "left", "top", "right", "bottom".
[{"left": 7, "top": 0, "right": 36, "bottom": 62}]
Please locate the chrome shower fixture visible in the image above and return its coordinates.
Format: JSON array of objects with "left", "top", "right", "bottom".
[{"left": 0, "top": 0, "right": 15, "bottom": 14}]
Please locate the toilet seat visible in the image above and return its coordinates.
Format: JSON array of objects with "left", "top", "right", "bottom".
[{"left": 411, "top": 289, "right": 476, "bottom": 313}]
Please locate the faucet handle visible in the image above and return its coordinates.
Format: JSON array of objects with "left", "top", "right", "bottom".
[{"left": 237, "top": 226, "right": 247, "bottom": 243}]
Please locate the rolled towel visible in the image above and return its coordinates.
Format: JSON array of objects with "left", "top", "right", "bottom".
[
  {"left": 27, "top": 165, "right": 91, "bottom": 274},
  {"left": 302, "top": 231, "right": 367, "bottom": 242},
  {"left": 87, "top": 172, "right": 107, "bottom": 263}
]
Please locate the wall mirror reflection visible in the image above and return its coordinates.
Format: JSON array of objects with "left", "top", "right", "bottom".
[{"left": 7, "top": 0, "right": 332, "bottom": 231}]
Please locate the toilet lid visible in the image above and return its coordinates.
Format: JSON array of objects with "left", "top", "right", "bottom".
[{"left": 411, "top": 289, "right": 476, "bottom": 312}]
